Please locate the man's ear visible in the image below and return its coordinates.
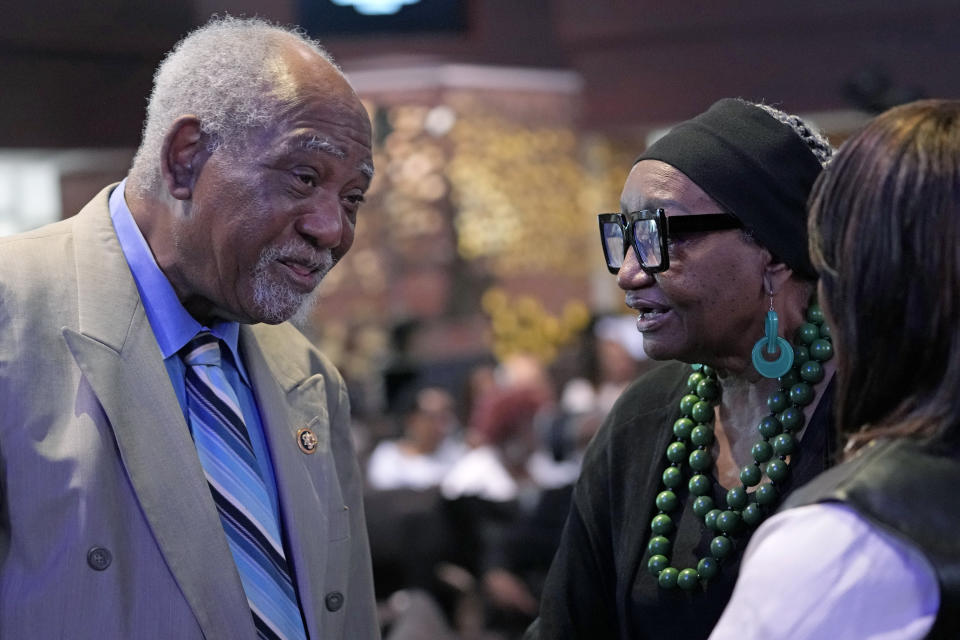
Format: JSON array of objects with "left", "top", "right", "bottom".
[{"left": 160, "top": 116, "right": 209, "bottom": 200}]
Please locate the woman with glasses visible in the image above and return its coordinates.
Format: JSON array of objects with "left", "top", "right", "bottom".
[
  {"left": 710, "top": 100, "right": 960, "bottom": 639},
  {"left": 525, "top": 98, "right": 836, "bottom": 639}
]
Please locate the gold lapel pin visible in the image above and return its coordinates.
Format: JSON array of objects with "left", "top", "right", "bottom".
[{"left": 296, "top": 427, "right": 318, "bottom": 454}]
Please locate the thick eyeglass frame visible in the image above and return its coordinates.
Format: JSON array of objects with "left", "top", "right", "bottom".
[{"left": 598, "top": 208, "right": 743, "bottom": 275}]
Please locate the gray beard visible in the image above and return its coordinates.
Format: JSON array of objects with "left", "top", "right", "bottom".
[{"left": 252, "top": 240, "right": 334, "bottom": 324}]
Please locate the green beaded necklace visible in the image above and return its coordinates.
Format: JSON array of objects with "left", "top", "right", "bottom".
[{"left": 647, "top": 302, "right": 833, "bottom": 591}]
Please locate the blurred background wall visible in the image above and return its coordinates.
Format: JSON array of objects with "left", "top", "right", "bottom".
[
  {"left": 5, "top": 0, "right": 949, "bottom": 412},
  {"left": 4, "top": 0, "right": 957, "bottom": 421},
  {"left": 2, "top": 0, "right": 956, "bottom": 474}
]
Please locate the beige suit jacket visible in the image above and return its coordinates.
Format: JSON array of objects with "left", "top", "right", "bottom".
[{"left": 0, "top": 186, "right": 379, "bottom": 639}]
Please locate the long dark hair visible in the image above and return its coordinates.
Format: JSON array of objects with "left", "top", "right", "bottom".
[{"left": 808, "top": 99, "right": 960, "bottom": 455}]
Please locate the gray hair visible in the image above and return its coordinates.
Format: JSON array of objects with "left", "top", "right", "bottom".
[
  {"left": 750, "top": 100, "right": 835, "bottom": 167},
  {"left": 128, "top": 15, "right": 341, "bottom": 197}
]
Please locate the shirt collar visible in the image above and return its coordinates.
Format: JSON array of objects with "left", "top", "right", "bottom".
[{"left": 109, "top": 180, "right": 250, "bottom": 384}]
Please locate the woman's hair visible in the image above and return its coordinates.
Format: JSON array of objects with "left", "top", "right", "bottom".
[
  {"left": 128, "top": 15, "right": 339, "bottom": 197},
  {"left": 752, "top": 101, "right": 835, "bottom": 167},
  {"left": 808, "top": 99, "right": 960, "bottom": 453}
]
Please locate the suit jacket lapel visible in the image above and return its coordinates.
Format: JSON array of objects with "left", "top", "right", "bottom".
[
  {"left": 62, "top": 188, "right": 253, "bottom": 638},
  {"left": 241, "top": 325, "right": 336, "bottom": 638}
]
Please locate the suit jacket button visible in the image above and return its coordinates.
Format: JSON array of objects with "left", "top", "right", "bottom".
[
  {"left": 87, "top": 546, "right": 112, "bottom": 571},
  {"left": 325, "top": 591, "right": 344, "bottom": 612}
]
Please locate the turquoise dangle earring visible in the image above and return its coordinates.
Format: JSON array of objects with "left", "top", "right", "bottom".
[{"left": 751, "top": 291, "right": 793, "bottom": 379}]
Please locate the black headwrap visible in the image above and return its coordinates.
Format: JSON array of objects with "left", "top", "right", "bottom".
[{"left": 635, "top": 98, "right": 823, "bottom": 279}]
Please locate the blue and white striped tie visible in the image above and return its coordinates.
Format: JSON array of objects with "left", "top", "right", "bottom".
[{"left": 181, "top": 332, "right": 307, "bottom": 640}]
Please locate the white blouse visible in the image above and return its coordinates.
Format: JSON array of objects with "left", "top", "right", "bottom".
[{"left": 709, "top": 503, "right": 939, "bottom": 640}]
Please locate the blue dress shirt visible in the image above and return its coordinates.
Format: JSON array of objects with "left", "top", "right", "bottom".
[{"left": 108, "top": 180, "right": 282, "bottom": 522}]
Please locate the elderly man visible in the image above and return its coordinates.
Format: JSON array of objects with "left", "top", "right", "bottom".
[{"left": 0, "top": 16, "right": 378, "bottom": 640}]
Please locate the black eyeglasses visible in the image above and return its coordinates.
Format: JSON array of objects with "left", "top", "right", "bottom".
[{"left": 598, "top": 208, "right": 743, "bottom": 274}]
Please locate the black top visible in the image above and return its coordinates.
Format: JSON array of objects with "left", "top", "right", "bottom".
[
  {"left": 528, "top": 361, "right": 836, "bottom": 640},
  {"left": 784, "top": 438, "right": 960, "bottom": 639}
]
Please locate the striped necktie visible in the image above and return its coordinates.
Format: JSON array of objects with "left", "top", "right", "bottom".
[{"left": 181, "top": 332, "right": 308, "bottom": 640}]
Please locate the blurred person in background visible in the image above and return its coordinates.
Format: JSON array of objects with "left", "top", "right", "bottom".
[
  {"left": 366, "top": 359, "right": 552, "bottom": 640},
  {"left": 367, "top": 386, "right": 466, "bottom": 491},
  {"left": 592, "top": 316, "right": 654, "bottom": 413},
  {"left": 0, "top": 16, "right": 377, "bottom": 639},
  {"left": 547, "top": 316, "right": 651, "bottom": 477},
  {"left": 711, "top": 99, "right": 960, "bottom": 640},
  {"left": 362, "top": 384, "right": 469, "bottom": 639},
  {"left": 440, "top": 365, "right": 572, "bottom": 639},
  {"left": 527, "top": 98, "right": 837, "bottom": 639},
  {"left": 442, "top": 384, "right": 547, "bottom": 504}
]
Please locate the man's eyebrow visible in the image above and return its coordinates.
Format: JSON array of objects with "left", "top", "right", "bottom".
[
  {"left": 299, "top": 135, "right": 346, "bottom": 159},
  {"left": 295, "top": 135, "right": 374, "bottom": 179},
  {"left": 358, "top": 160, "right": 374, "bottom": 180}
]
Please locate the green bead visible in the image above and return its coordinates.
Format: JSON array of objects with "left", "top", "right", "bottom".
[
  {"left": 658, "top": 567, "right": 680, "bottom": 589},
  {"left": 794, "top": 345, "right": 810, "bottom": 365},
  {"left": 757, "top": 415, "right": 782, "bottom": 439},
  {"left": 755, "top": 482, "right": 778, "bottom": 505},
  {"left": 778, "top": 407, "right": 805, "bottom": 432},
  {"left": 710, "top": 535, "right": 733, "bottom": 559},
  {"left": 740, "top": 464, "right": 762, "bottom": 487},
  {"left": 796, "top": 322, "right": 819, "bottom": 345},
  {"left": 767, "top": 390, "right": 789, "bottom": 413},
  {"left": 717, "top": 510, "right": 741, "bottom": 534},
  {"left": 662, "top": 465, "right": 683, "bottom": 488},
  {"left": 772, "top": 432, "right": 796, "bottom": 456},
  {"left": 691, "top": 424, "right": 714, "bottom": 447},
  {"left": 701, "top": 366, "right": 716, "bottom": 377},
  {"left": 688, "top": 474, "right": 712, "bottom": 496},
  {"left": 765, "top": 458, "right": 788, "bottom": 482},
  {"left": 691, "top": 400, "right": 714, "bottom": 423},
  {"left": 692, "top": 495, "right": 715, "bottom": 517},
  {"left": 751, "top": 440, "right": 773, "bottom": 463},
  {"left": 789, "top": 382, "right": 814, "bottom": 406},
  {"left": 687, "top": 372, "right": 705, "bottom": 392},
  {"left": 673, "top": 417, "right": 695, "bottom": 439},
  {"left": 741, "top": 503, "right": 763, "bottom": 527},
  {"left": 648, "top": 553, "right": 669, "bottom": 576},
  {"left": 778, "top": 368, "right": 800, "bottom": 388},
  {"left": 688, "top": 448, "right": 712, "bottom": 471},
  {"left": 697, "top": 557, "right": 719, "bottom": 580},
  {"left": 696, "top": 378, "right": 721, "bottom": 402},
  {"left": 809, "top": 338, "right": 833, "bottom": 362},
  {"left": 666, "top": 441, "right": 688, "bottom": 463},
  {"left": 679, "top": 394, "right": 700, "bottom": 416},
  {"left": 819, "top": 322, "right": 832, "bottom": 340},
  {"left": 800, "top": 360, "right": 824, "bottom": 383},
  {"left": 677, "top": 568, "right": 700, "bottom": 591},
  {"left": 704, "top": 509, "right": 722, "bottom": 531},
  {"left": 806, "top": 303, "right": 825, "bottom": 325},
  {"left": 726, "top": 486, "right": 748, "bottom": 510},
  {"left": 691, "top": 363, "right": 703, "bottom": 371},
  {"left": 656, "top": 490, "right": 679, "bottom": 512},
  {"left": 651, "top": 514, "right": 674, "bottom": 535},
  {"left": 648, "top": 535, "right": 672, "bottom": 557}
]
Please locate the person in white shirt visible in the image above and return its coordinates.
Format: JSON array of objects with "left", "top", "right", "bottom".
[{"left": 367, "top": 387, "right": 465, "bottom": 491}]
